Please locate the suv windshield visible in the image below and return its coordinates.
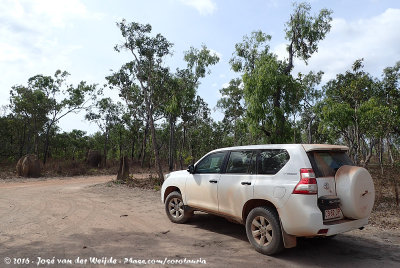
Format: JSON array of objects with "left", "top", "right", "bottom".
[{"left": 307, "top": 151, "right": 353, "bottom": 177}]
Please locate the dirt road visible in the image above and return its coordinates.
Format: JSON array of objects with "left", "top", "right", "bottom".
[{"left": 1, "top": 176, "right": 399, "bottom": 267}]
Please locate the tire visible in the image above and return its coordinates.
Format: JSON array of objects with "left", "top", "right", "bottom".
[
  {"left": 245, "top": 207, "right": 284, "bottom": 255},
  {"left": 335, "top": 165, "right": 375, "bottom": 219},
  {"left": 165, "top": 191, "right": 193, "bottom": 224}
]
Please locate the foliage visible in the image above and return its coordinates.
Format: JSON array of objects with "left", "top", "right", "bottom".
[{"left": 1, "top": 2, "right": 400, "bottom": 176}]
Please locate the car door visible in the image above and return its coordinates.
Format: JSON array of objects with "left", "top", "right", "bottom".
[
  {"left": 185, "top": 151, "right": 227, "bottom": 213},
  {"left": 253, "top": 149, "right": 291, "bottom": 205},
  {"left": 218, "top": 151, "right": 256, "bottom": 218}
]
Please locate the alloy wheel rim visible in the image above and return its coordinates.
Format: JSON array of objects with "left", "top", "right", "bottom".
[
  {"left": 251, "top": 216, "right": 273, "bottom": 246},
  {"left": 168, "top": 197, "right": 184, "bottom": 219}
]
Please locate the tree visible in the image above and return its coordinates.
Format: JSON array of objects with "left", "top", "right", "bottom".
[
  {"left": 284, "top": 2, "right": 333, "bottom": 74},
  {"left": 298, "top": 71, "right": 323, "bottom": 143},
  {"left": 9, "top": 84, "right": 50, "bottom": 156},
  {"left": 9, "top": 71, "right": 97, "bottom": 164},
  {"left": 106, "top": 62, "right": 149, "bottom": 166},
  {"left": 381, "top": 61, "right": 400, "bottom": 164},
  {"left": 318, "top": 59, "right": 380, "bottom": 165},
  {"left": 114, "top": 19, "right": 173, "bottom": 181},
  {"left": 217, "top": 78, "right": 250, "bottom": 145},
  {"left": 166, "top": 45, "right": 219, "bottom": 171},
  {"left": 230, "top": 2, "right": 332, "bottom": 142},
  {"left": 230, "top": 31, "right": 302, "bottom": 142},
  {"left": 86, "top": 98, "right": 123, "bottom": 167}
]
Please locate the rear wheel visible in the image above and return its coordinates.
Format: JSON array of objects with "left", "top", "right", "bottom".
[
  {"left": 245, "top": 207, "right": 284, "bottom": 255},
  {"left": 165, "top": 191, "right": 193, "bottom": 224}
]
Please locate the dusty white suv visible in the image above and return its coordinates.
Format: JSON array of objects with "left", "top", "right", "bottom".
[{"left": 161, "top": 144, "right": 375, "bottom": 255}]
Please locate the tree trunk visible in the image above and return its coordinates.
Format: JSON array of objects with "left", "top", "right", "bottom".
[
  {"left": 117, "top": 156, "right": 130, "bottom": 182},
  {"left": 147, "top": 109, "right": 164, "bottom": 181},
  {"left": 142, "top": 75, "right": 163, "bottom": 181},
  {"left": 179, "top": 125, "right": 186, "bottom": 170},
  {"left": 363, "top": 139, "right": 375, "bottom": 168},
  {"left": 43, "top": 121, "right": 55, "bottom": 165},
  {"left": 140, "top": 122, "right": 149, "bottom": 168},
  {"left": 168, "top": 116, "right": 175, "bottom": 172},
  {"left": 103, "top": 128, "right": 108, "bottom": 168},
  {"left": 387, "top": 137, "right": 394, "bottom": 166},
  {"left": 378, "top": 138, "right": 384, "bottom": 175},
  {"left": 272, "top": 86, "right": 284, "bottom": 142},
  {"left": 284, "top": 42, "right": 294, "bottom": 74},
  {"left": 119, "top": 127, "right": 122, "bottom": 159},
  {"left": 293, "top": 114, "right": 296, "bottom": 143},
  {"left": 131, "top": 138, "right": 135, "bottom": 160},
  {"left": 307, "top": 116, "right": 314, "bottom": 144}
]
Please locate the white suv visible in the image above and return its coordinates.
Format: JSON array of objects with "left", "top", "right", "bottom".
[{"left": 161, "top": 144, "right": 375, "bottom": 255}]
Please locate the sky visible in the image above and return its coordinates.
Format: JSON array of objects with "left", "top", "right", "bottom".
[{"left": 1, "top": 0, "right": 400, "bottom": 134}]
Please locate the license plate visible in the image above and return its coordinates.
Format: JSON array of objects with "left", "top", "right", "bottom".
[{"left": 324, "top": 208, "right": 341, "bottom": 220}]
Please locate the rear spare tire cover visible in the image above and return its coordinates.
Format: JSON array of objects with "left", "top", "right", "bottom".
[{"left": 335, "top": 165, "right": 375, "bottom": 219}]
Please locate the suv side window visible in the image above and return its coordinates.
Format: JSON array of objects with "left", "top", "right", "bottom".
[
  {"left": 226, "top": 151, "right": 256, "bottom": 174},
  {"left": 195, "top": 152, "right": 226, "bottom": 174},
  {"left": 258, "top": 149, "right": 290, "bottom": 175}
]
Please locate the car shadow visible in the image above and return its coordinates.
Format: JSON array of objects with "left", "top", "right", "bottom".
[
  {"left": 185, "top": 213, "right": 400, "bottom": 267},
  {"left": 187, "top": 212, "right": 248, "bottom": 242}
]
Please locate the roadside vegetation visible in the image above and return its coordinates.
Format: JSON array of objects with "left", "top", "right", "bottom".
[{"left": 0, "top": 2, "right": 399, "bottom": 212}]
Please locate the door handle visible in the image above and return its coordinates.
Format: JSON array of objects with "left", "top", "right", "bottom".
[
  {"left": 241, "top": 181, "right": 251, "bottom": 185},
  {"left": 209, "top": 180, "right": 218, "bottom": 183}
]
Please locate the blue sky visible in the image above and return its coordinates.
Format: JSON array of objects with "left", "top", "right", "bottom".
[{"left": 1, "top": 0, "right": 400, "bottom": 134}]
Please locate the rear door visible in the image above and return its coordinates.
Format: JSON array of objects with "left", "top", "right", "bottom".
[
  {"left": 218, "top": 151, "right": 256, "bottom": 218},
  {"left": 307, "top": 151, "right": 354, "bottom": 197},
  {"left": 307, "top": 150, "right": 353, "bottom": 221}
]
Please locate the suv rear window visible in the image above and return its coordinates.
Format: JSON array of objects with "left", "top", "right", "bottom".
[
  {"left": 258, "top": 149, "right": 290, "bottom": 175},
  {"left": 307, "top": 151, "right": 353, "bottom": 177}
]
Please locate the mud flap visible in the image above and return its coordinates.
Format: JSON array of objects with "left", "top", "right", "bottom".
[{"left": 280, "top": 222, "right": 297, "bottom": 248}]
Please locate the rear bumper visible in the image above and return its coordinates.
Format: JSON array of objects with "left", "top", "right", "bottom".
[
  {"left": 323, "top": 218, "right": 368, "bottom": 236},
  {"left": 279, "top": 195, "right": 369, "bottom": 237}
]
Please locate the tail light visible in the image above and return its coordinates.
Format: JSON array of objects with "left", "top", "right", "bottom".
[{"left": 292, "top": 168, "right": 318, "bottom": 195}]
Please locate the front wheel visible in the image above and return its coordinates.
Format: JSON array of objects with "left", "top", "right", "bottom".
[
  {"left": 245, "top": 207, "right": 284, "bottom": 255},
  {"left": 165, "top": 191, "right": 193, "bottom": 224}
]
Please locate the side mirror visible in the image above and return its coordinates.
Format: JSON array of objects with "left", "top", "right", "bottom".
[{"left": 187, "top": 164, "right": 195, "bottom": 174}]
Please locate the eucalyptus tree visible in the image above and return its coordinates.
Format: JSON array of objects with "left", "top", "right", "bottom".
[
  {"left": 298, "top": 71, "right": 323, "bottom": 143},
  {"left": 319, "top": 59, "right": 380, "bottom": 165},
  {"left": 113, "top": 19, "right": 173, "bottom": 181},
  {"left": 171, "top": 45, "right": 219, "bottom": 170},
  {"left": 106, "top": 63, "right": 149, "bottom": 166},
  {"left": 0, "top": 114, "right": 20, "bottom": 159},
  {"left": 86, "top": 97, "right": 123, "bottom": 166},
  {"left": 9, "top": 84, "right": 50, "bottom": 156},
  {"left": 231, "top": 32, "right": 301, "bottom": 142},
  {"left": 216, "top": 78, "right": 246, "bottom": 144},
  {"left": 381, "top": 61, "right": 400, "bottom": 164},
  {"left": 230, "top": 2, "right": 332, "bottom": 143},
  {"left": 9, "top": 70, "right": 97, "bottom": 163}
]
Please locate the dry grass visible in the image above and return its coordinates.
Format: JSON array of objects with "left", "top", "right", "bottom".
[{"left": 368, "top": 165, "right": 400, "bottom": 230}]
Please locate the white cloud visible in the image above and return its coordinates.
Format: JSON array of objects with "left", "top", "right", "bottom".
[
  {"left": 273, "top": 8, "right": 400, "bottom": 83},
  {"left": 0, "top": 0, "right": 103, "bottom": 64},
  {"left": 180, "top": 0, "right": 217, "bottom": 15},
  {"left": 0, "top": 0, "right": 103, "bottom": 106},
  {"left": 208, "top": 48, "right": 222, "bottom": 60}
]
